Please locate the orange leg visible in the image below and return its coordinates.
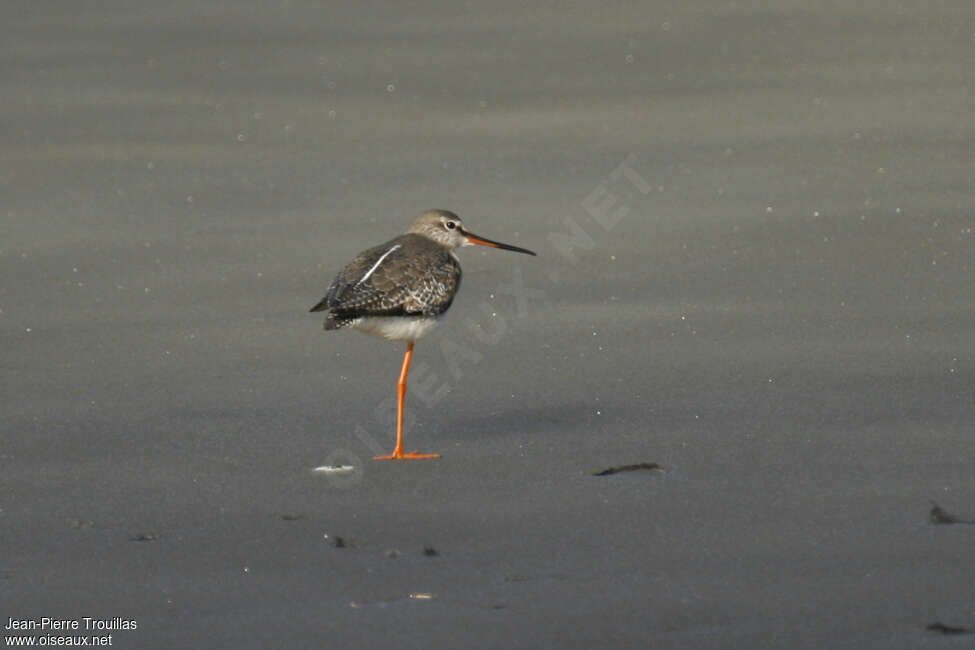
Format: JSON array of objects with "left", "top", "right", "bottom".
[{"left": 374, "top": 341, "right": 440, "bottom": 460}]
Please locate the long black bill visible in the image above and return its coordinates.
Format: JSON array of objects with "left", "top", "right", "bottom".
[{"left": 460, "top": 228, "right": 536, "bottom": 256}]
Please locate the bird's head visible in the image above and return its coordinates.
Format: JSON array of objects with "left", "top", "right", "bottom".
[{"left": 408, "top": 209, "right": 536, "bottom": 255}]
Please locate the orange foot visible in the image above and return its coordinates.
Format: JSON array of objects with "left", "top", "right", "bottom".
[{"left": 374, "top": 450, "right": 441, "bottom": 460}]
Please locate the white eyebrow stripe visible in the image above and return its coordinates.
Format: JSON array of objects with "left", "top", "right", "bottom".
[{"left": 356, "top": 244, "right": 402, "bottom": 286}]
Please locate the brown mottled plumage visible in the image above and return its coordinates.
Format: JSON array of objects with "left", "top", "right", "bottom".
[{"left": 310, "top": 233, "right": 461, "bottom": 331}]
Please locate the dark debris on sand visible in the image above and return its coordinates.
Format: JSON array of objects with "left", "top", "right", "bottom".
[
  {"left": 593, "top": 462, "right": 663, "bottom": 476},
  {"left": 926, "top": 622, "right": 973, "bottom": 635},
  {"left": 929, "top": 501, "right": 975, "bottom": 525},
  {"left": 422, "top": 546, "right": 439, "bottom": 556}
]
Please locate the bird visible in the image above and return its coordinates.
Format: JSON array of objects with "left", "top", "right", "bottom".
[{"left": 310, "top": 209, "right": 536, "bottom": 460}]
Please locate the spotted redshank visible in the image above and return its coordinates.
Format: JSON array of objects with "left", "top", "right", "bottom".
[{"left": 310, "top": 209, "right": 536, "bottom": 460}]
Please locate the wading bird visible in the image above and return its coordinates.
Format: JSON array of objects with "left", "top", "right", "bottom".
[{"left": 310, "top": 209, "right": 536, "bottom": 459}]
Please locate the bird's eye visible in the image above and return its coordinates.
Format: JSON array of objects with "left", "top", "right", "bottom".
[{"left": 445, "top": 221, "right": 457, "bottom": 230}]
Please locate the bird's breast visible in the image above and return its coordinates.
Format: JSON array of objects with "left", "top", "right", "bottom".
[{"left": 350, "top": 315, "right": 440, "bottom": 341}]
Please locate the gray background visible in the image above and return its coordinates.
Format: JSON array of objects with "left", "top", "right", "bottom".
[{"left": 3, "top": 1, "right": 974, "bottom": 648}]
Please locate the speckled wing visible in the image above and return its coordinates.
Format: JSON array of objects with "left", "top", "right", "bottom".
[{"left": 310, "top": 234, "right": 462, "bottom": 330}]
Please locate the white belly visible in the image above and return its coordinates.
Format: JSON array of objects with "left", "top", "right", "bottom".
[{"left": 351, "top": 315, "right": 440, "bottom": 341}]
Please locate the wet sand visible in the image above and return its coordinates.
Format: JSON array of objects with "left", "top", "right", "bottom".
[{"left": 3, "top": 2, "right": 975, "bottom": 648}]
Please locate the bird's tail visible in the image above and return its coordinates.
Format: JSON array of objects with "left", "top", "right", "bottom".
[
  {"left": 309, "top": 297, "right": 329, "bottom": 312},
  {"left": 322, "top": 313, "right": 355, "bottom": 330}
]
